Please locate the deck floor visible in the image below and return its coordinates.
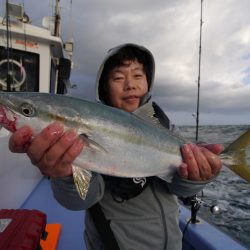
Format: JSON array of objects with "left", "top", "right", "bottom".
[
  {"left": 21, "top": 177, "right": 85, "bottom": 250},
  {"left": 21, "top": 177, "right": 247, "bottom": 250}
]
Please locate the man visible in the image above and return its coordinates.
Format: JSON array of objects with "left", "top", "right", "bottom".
[{"left": 9, "top": 44, "right": 223, "bottom": 249}]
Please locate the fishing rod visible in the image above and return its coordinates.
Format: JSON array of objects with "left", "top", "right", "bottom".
[
  {"left": 182, "top": 0, "right": 206, "bottom": 230},
  {"left": 195, "top": 0, "right": 203, "bottom": 142},
  {"left": 5, "top": 0, "right": 11, "bottom": 92}
]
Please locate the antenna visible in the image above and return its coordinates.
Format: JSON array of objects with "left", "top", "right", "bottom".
[
  {"left": 54, "top": 0, "right": 61, "bottom": 37},
  {"left": 5, "top": 0, "right": 11, "bottom": 92},
  {"left": 195, "top": 0, "right": 204, "bottom": 142}
]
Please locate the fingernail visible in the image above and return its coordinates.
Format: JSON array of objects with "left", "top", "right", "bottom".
[
  {"left": 74, "top": 138, "right": 84, "bottom": 152},
  {"left": 64, "top": 129, "right": 77, "bottom": 141},
  {"left": 182, "top": 144, "right": 190, "bottom": 153},
  {"left": 219, "top": 144, "right": 225, "bottom": 151},
  {"left": 47, "top": 122, "right": 64, "bottom": 135}
]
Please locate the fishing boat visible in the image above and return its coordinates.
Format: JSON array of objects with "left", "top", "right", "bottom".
[
  {"left": 0, "top": 0, "right": 72, "bottom": 209},
  {"left": 0, "top": 1, "right": 248, "bottom": 250}
]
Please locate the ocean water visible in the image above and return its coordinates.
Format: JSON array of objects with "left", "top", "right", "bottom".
[{"left": 179, "top": 125, "right": 250, "bottom": 249}]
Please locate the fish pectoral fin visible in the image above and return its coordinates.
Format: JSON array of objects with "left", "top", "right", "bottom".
[{"left": 79, "top": 133, "right": 108, "bottom": 153}]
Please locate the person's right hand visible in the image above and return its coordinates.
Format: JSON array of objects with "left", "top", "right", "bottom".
[{"left": 9, "top": 122, "right": 84, "bottom": 178}]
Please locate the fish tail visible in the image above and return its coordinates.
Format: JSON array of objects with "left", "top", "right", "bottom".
[{"left": 221, "top": 129, "right": 250, "bottom": 183}]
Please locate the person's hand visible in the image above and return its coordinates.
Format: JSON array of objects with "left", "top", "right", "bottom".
[
  {"left": 9, "top": 122, "right": 84, "bottom": 178},
  {"left": 177, "top": 143, "right": 224, "bottom": 181}
]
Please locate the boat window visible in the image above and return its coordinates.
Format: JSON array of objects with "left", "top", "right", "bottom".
[{"left": 0, "top": 46, "right": 39, "bottom": 92}]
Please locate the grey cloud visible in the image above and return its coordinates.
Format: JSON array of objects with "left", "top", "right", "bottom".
[{"left": 14, "top": 0, "right": 250, "bottom": 124}]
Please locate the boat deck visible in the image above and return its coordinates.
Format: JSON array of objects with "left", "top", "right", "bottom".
[
  {"left": 21, "top": 177, "right": 85, "bottom": 250},
  {"left": 21, "top": 177, "right": 247, "bottom": 250}
]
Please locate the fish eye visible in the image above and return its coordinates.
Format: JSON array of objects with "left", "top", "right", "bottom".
[{"left": 20, "top": 103, "right": 36, "bottom": 117}]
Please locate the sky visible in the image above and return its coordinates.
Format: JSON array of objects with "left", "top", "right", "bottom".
[{"left": 1, "top": 0, "right": 250, "bottom": 125}]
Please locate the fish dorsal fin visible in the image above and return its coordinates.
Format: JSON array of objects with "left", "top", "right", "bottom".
[{"left": 133, "top": 101, "right": 169, "bottom": 130}]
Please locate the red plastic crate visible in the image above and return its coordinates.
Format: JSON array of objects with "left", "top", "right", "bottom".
[{"left": 0, "top": 209, "right": 47, "bottom": 250}]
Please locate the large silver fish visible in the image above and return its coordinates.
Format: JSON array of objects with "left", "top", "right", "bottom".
[{"left": 0, "top": 92, "right": 250, "bottom": 197}]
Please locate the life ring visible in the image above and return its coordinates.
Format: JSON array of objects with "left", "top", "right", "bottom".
[{"left": 0, "top": 59, "right": 26, "bottom": 90}]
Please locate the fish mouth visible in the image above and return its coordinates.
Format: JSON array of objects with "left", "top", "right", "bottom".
[
  {"left": 0, "top": 105, "right": 18, "bottom": 132},
  {"left": 0, "top": 94, "right": 19, "bottom": 131}
]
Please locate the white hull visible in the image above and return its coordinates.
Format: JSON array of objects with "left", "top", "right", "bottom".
[{"left": 0, "top": 128, "right": 42, "bottom": 209}]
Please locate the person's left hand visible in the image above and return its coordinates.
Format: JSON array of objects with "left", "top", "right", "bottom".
[{"left": 177, "top": 143, "right": 224, "bottom": 181}]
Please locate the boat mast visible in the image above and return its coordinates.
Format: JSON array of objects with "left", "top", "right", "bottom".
[
  {"left": 195, "top": 0, "right": 203, "bottom": 142},
  {"left": 54, "top": 0, "right": 61, "bottom": 37}
]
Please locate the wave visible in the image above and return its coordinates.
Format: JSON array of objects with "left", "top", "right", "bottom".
[{"left": 179, "top": 125, "right": 250, "bottom": 248}]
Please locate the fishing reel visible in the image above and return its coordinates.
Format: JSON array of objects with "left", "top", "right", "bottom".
[
  {"left": 181, "top": 194, "right": 220, "bottom": 224},
  {"left": 180, "top": 194, "right": 220, "bottom": 236}
]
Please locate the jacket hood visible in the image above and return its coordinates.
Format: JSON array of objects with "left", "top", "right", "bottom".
[{"left": 95, "top": 43, "right": 155, "bottom": 105}]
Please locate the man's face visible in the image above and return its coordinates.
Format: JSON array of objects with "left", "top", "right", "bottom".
[{"left": 107, "top": 59, "right": 148, "bottom": 112}]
